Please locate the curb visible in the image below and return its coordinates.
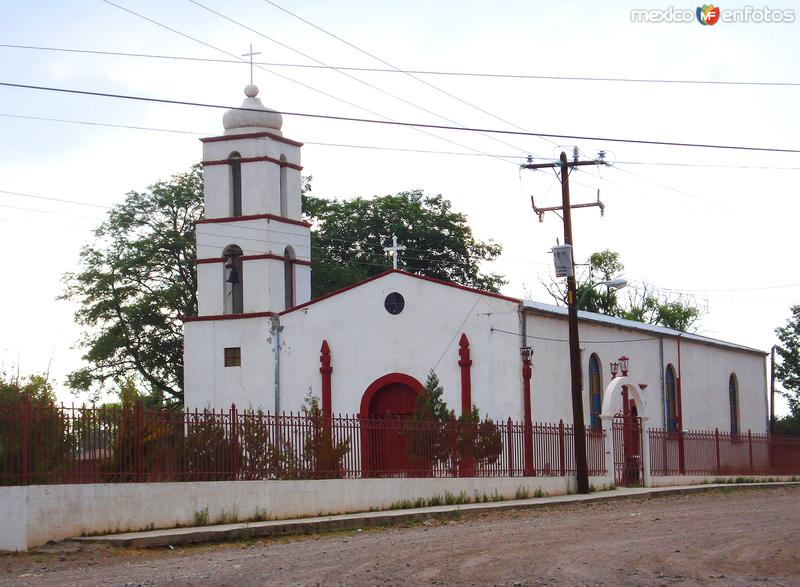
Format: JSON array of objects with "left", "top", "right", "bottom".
[{"left": 71, "top": 482, "right": 798, "bottom": 549}]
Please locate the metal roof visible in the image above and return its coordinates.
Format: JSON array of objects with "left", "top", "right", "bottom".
[{"left": 521, "top": 300, "right": 766, "bottom": 356}]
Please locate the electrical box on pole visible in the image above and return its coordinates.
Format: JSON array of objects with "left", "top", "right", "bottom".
[{"left": 551, "top": 244, "right": 574, "bottom": 278}]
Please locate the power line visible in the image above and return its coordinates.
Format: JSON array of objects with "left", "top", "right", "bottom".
[
  {"left": 0, "top": 112, "right": 205, "bottom": 136},
  {"left": 616, "top": 160, "right": 800, "bottom": 171},
  {"left": 0, "top": 189, "right": 111, "bottom": 209},
  {"left": 3, "top": 81, "right": 800, "bottom": 154},
  {"left": 4, "top": 42, "right": 800, "bottom": 87},
  {"left": 259, "top": 0, "right": 555, "bottom": 151},
  {"left": 99, "top": 0, "right": 518, "bottom": 166},
  {"left": 187, "top": 0, "right": 534, "bottom": 158},
  {"left": 8, "top": 110, "right": 800, "bottom": 172},
  {"left": 490, "top": 327, "right": 658, "bottom": 344}
]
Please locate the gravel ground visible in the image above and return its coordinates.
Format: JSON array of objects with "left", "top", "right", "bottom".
[{"left": 1, "top": 485, "right": 798, "bottom": 586}]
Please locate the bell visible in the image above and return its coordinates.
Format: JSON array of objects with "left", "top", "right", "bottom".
[{"left": 226, "top": 266, "right": 239, "bottom": 284}]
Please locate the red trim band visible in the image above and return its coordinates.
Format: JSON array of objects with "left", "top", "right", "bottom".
[
  {"left": 184, "top": 311, "right": 275, "bottom": 323},
  {"left": 201, "top": 131, "right": 303, "bottom": 147},
  {"left": 202, "top": 155, "right": 303, "bottom": 171},
  {"left": 196, "top": 254, "right": 311, "bottom": 266},
  {"left": 196, "top": 213, "right": 311, "bottom": 228}
]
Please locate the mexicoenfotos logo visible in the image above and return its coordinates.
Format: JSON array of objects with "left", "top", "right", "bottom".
[
  {"left": 696, "top": 4, "right": 721, "bottom": 25},
  {"left": 631, "top": 5, "right": 796, "bottom": 24}
]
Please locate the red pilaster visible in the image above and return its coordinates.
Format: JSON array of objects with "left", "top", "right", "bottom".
[
  {"left": 458, "top": 334, "right": 473, "bottom": 417},
  {"left": 458, "top": 334, "right": 474, "bottom": 477},
  {"left": 320, "top": 340, "right": 333, "bottom": 423},
  {"left": 522, "top": 353, "right": 535, "bottom": 476}
]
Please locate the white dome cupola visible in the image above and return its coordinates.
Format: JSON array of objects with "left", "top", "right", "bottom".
[{"left": 222, "top": 84, "right": 283, "bottom": 136}]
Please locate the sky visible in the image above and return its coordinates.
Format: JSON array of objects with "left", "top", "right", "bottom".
[{"left": 0, "top": 1, "right": 798, "bottom": 413}]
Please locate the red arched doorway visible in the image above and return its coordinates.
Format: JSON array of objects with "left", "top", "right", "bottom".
[{"left": 360, "top": 373, "right": 424, "bottom": 477}]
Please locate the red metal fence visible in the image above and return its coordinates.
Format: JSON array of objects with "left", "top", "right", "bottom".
[
  {"left": 649, "top": 428, "right": 800, "bottom": 477},
  {"left": 0, "top": 399, "right": 606, "bottom": 486}
]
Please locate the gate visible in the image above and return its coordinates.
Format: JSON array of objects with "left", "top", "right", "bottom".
[{"left": 613, "top": 415, "right": 643, "bottom": 486}]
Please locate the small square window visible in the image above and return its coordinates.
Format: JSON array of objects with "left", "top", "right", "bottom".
[{"left": 224, "top": 347, "right": 241, "bottom": 367}]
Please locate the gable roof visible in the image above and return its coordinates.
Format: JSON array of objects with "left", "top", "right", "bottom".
[
  {"left": 278, "top": 269, "right": 765, "bottom": 356},
  {"left": 522, "top": 300, "right": 766, "bottom": 356},
  {"left": 280, "top": 269, "right": 520, "bottom": 316}
]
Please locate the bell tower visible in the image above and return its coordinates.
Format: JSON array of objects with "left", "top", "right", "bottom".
[{"left": 194, "top": 84, "right": 311, "bottom": 316}]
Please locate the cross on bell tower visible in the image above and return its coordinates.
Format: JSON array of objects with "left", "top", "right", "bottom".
[
  {"left": 384, "top": 234, "right": 406, "bottom": 270},
  {"left": 242, "top": 44, "right": 261, "bottom": 85}
]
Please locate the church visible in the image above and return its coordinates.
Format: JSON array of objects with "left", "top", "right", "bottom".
[{"left": 183, "top": 84, "right": 769, "bottom": 445}]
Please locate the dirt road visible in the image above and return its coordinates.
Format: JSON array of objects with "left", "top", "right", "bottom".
[{"left": 2, "top": 485, "right": 799, "bottom": 586}]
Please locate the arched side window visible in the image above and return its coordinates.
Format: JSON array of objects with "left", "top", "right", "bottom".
[
  {"left": 229, "top": 152, "right": 242, "bottom": 217},
  {"left": 223, "top": 244, "right": 244, "bottom": 314},
  {"left": 729, "top": 373, "right": 740, "bottom": 436},
  {"left": 665, "top": 365, "right": 678, "bottom": 432},
  {"left": 284, "top": 246, "right": 295, "bottom": 310},
  {"left": 588, "top": 354, "right": 602, "bottom": 429},
  {"left": 279, "top": 155, "right": 288, "bottom": 217}
]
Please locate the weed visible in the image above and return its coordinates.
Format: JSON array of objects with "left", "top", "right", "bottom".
[
  {"left": 515, "top": 486, "right": 530, "bottom": 500},
  {"left": 215, "top": 508, "right": 239, "bottom": 525},
  {"left": 427, "top": 495, "right": 444, "bottom": 507},
  {"left": 193, "top": 507, "right": 209, "bottom": 526},
  {"left": 534, "top": 487, "right": 546, "bottom": 498}
]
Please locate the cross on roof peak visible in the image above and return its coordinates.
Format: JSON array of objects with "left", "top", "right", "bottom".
[{"left": 383, "top": 234, "right": 407, "bottom": 270}]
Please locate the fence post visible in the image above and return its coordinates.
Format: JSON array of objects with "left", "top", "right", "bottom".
[
  {"left": 715, "top": 428, "right": 721, "bottom": 476},
  {"left": 558, "top": 419, "right": 566, "bottom": 477},
  {"left": 134, "top": 401, "right": 143, "bottom": 481},
  {"left": 449, "top": 413, "right": 458, "bottom": 477},
  {"left": 20, "top": 395, "right": 31, "bottom": 485},
  {"left": 313, "top": 409, "right": 322, "bottom": 479},
  {"left": 506, "top": 417, "right": 514, "bottom": 476},
  {"left": 230, "top": 404, "right": 239, "bottom": 480},
  {"left": 748, "top": 429, "right": 754, "bottom": 475}
]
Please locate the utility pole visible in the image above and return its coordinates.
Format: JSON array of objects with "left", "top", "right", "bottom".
[
  {"left": 521, "top": 150, "right": 606, "bottom": 494},
  {"left": 770, "top": 345, "right": 776, "bottom": 434}
]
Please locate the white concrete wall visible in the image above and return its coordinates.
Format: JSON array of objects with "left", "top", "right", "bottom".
[
  {"left": 0, "top": 475, "right": 609, "bottom": 551},
  {"left": 184, "top": 316, "right": 275, "bottom": 412}
]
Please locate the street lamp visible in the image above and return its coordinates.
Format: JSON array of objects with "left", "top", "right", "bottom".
[{"left": 577, "top": 278, "right": 628, "bottom": 308}]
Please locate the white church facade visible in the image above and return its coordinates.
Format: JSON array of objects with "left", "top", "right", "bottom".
[{"left": 184, "top": 85, "right": 769, "bottom": 444}]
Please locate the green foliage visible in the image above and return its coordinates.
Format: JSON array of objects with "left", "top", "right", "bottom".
[
  {"left": 303, "top": 189, "right": 505, "bottom": 297},
  {"left": 183, "top": 410, "right": 235, "bottom": 481},
  {"left": 548, "top": 249, "right": 703, "bottom": 331},
  {"left": 0, "top": 372, "right": 70, "bottom": 484},
  {"left": 299, "top": 393, "right": 351, "bottom": 479},
  {"left": 458, "top": 405, "right": 503, "bottom": 467},
  {"left": 772, "top": 414, "right": 800, "bottom": 437},
  {"left": 776, "top": 305, "right": 800, "bottom": 416},
  {"left": 414, "top": 370, "right": 451, "bottom": 423},
  {"left": 407, "top": 371, "right": 452, "bottom": 471},
  {"left": 61, "top": 166, "right": 204, "bottom": 404}
]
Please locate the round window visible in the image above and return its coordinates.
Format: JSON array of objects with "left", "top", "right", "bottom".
[{"left": 384, "top": 292, "right": 405, "bottom": 315}]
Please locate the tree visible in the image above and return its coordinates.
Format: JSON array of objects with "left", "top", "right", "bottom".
[
  {"left": 303, "top": 189, "right": 505, "bottom": 297},
  {"left": 775, "top": 305, "right": 800, "bottom": 417},
  {"left": 61, "top": 166, "right": 203, "bottom": 404},
  {"left": 546, "top": 249, "right": 703, "bottom": 331}
]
